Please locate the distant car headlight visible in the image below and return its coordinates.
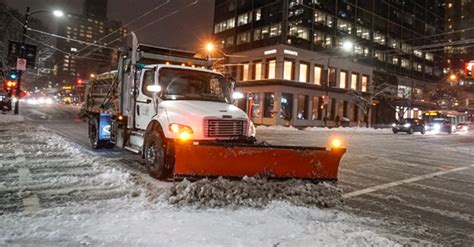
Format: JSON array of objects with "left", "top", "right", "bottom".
[
  {"left": 403, "top": 123, "right": 411, "bottom": 128},
  {"left": 45, "top": 98, "right": 53, "bottom": 104},
  {"left": 433, "top": 124, "right": 441, "bottom": 131},
  {"left": 392, "top": 123, "right": 397, "bottom": 127},
  {"left": 462, "top": 126, "right": 468, "bottom": 131},
  {"left": 38, "top": 97, "right": 45, "bottom": 104}
]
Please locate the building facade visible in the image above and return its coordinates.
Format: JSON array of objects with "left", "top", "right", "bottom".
[
  {"left": 54, "top": 0, "right": 127, "bottom": 85},
  {"left": 213, "top": 0, "right": 446, "bottom": 127}
]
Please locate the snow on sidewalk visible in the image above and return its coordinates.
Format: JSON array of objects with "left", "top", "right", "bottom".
[
  {"left": 0, "top": 114, "right": 24, "bottom": 123},
  {"left": 0, "top": 122, "right": 403, "bottom": 246}
]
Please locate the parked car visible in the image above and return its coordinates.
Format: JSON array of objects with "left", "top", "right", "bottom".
[
  {"left": 392, "top": 118, "right": 426, "bottom": 134},
  {"left": 455, "top": 122, "right": 473, "bottom": 134},
  {"left": 425, "top": 119, "right": 453, "bottom": 134}
]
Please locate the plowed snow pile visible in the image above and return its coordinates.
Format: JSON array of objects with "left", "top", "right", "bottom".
[{"left": 162, "top": 177, "right": 343, "bottom": 208}]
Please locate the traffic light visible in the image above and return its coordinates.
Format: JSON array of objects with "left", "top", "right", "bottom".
[
  {"left": 7, "top": 70, "right": 18, "bottom": 80},
  {"left": 77, "top": 79, "right": 83, "bottom": 84},
  {"left": 4, "top": 80, "right": 17, "bottom": 91}
]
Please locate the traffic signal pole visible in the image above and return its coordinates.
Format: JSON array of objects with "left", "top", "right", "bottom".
[{"left": 14, "top": 6, "right": 29, "bottom": 115}]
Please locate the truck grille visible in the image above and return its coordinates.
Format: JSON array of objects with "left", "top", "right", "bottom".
[{"left": 204, "top": 119, "right": 247, "bottom": 137}]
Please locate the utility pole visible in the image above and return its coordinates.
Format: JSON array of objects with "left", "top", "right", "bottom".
[{"left": 14, "top": 7, "right": 30, "bottom": 115}]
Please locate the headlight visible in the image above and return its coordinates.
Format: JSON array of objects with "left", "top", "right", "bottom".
[
  {"left": 433, "top": 124, "right": 441, "bottom": 131},
  {"left": 462, "top": 126, "right": 468, "bottom": 131},
  {"left": 45, "top": 98, "right": 53, "bottom": 104},
  {"left": 38, "top": 97, "right": 45, "bottom": 104},
  {"left": 403, "top": 123, "right": 411, "bottom": 128},
  {"left": 392, "top": 123, "right": 396, "bottom": 127},
  {"left": 169, "top": 123, "right": 193, "bottom": 140}
]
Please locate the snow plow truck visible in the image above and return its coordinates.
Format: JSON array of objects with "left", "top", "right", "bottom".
[{"left": 83, "top": 33, "right": 346, "bottom": 181}]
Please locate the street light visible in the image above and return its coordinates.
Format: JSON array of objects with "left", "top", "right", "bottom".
[
  {"left": 341, "top": 40, "right": 354, "bottom": 52},
  {"left": 204, "top": 42, "right": 215, "bottom": 69},
  {"left": 13, "top": 7, "right": 63, "bottom": 115},
  {"left": 449, "top": 74, "right": 457, "bottom": 81}
]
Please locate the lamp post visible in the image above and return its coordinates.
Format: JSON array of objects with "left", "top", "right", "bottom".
[
  {"left": 205, "top": 42, "right": 214, "bottom": 69},
  {"left": 14, "top": 7, "right": 63, "bottom": 114}
]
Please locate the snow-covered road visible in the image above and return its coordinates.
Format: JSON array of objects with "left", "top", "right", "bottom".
[
  {"left": 1, "top": 105, "right": 473, "bottom": 245},
  {"left": 0, "top": 116, "right": 401, "bottom": 246}
]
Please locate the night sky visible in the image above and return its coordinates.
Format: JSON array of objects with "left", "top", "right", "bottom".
[{"left": 4, "top": 0, "right": 214, "bottom": 51}]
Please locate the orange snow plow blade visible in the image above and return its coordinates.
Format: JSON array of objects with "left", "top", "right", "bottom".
[{"left": 173, "top": 142, "right": 346, "bottom": 181}]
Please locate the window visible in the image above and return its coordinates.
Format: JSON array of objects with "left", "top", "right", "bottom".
[
  {"left": 314, "top": 10, "right": 333, "bottom": 27},
  {"left": 413, "top": 62, "right": 422, "bottom": 72},
  {"left": 337, "top": 19, "right": 352, "bottom": 34},
  {"left": 391, "top": 56, "right": 399, "bottom": 65},
  {"left": 236, "top": 31, "right": 251, "bottom": 45},
  {"left": 314, "top": 66, "right": 322, "bottom": 85},
  {"left": 312, "top": 96, "right": 323, "bottom": 120},
  {"left": 214, "top": 18, "right": 235, "bottom": 33},
  {"left": 263, "top": 93, "right": 274, "bottom": 118},
  {"left": 255, "top": 8, "right": 261, "bottom": 21},
  {"left": 248, "top": 93, "right": 261, "bottom": 118},
  {"left": 289, "top": 24, "right": 310, "bottom": 40},
  {"left": 254, "top": 23, "right": 282, "bottom": 41},
  {"left": 314, "top": 31, "right": 332, "bottom": 48},
  {"left": 297, "top": 95, "right": 309, "bottom": 120},
  {"left": 283, "top": 60, "right": 294, "bottom": 80},
  {"left": 280, "top": 93, "right": 293, "bottom": 121},
  {"left": 401, "top": 58, "right": 411, "bottom": 69},
  {"left": 361, "top": 75, "right": 369, "bottom": 92},
  {"left": 142, "top": 70, "right": 155, "bottom": 97},
  {"left": 299, "top": 63, "right": 309, "bottom": 82},
  {"left": 413, "top": 49, "right": 423, "bottom": 58},
  {"left": 267, "top": 59, "right": 276, "bottom": 79},
  {"left": 328, "top": 67, "right": 336, "bottom": 86},
  {"left": 339, "top": 71, "right": 347, "bottom": 89},
  {"left": 356, "top": 25, "right": 370, "bottom": 40},
  {"left": 375, "top": 51, "right": 385, "bottom": 61},
  {"left": 254, "top": 62, "right": 262, "bottom": 80},
  {"left": 373, "top": 32, "right": 386, "bottom": 45},
  {"left": 425, "top": 66, "right": 433, "bottom": 75},
  {"left": 351, "top": 73, "right": 358, "bottom": 90},
  {"left": 242, "top": 64, "right": 250, "bottom": 81},
  {"left": 425, "top": 53, "right": 434, "bottom": 61},
  {"left": 237, "top": 12, "right": 252, "bottom": 26},
  {"left": 389, "top": 38, "right": 399, "bottom": 49}
]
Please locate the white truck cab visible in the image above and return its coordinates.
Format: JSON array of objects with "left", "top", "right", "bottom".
[{"left": 136, "top": 64, "right": 255, "bottom": 141}]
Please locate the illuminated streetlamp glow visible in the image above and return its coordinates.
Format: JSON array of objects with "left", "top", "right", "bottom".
[
  {"left": 341, "top": 40, "right": 353, "bottom": 52},
  {"left": 449, "top": 74, "right": 457, "bottom": 80},
  {"left": 206, "top": 43, "right": 214, "bottom": 53},
  {"left": 53, "top": 10, "right": 64, "bottom": 17}
]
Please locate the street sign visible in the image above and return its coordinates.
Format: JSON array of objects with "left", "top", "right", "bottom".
[
  {"left": 16, "top": 58, "right": 27, "bottom": 71},
  {"left": 7, "top": 41, "right": 37, "bottom": 68}
]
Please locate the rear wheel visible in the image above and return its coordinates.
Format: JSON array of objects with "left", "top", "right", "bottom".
[
  {"left": 407, "top": 127, "right": 414, "bottom": 134},
  {"left": 392, "top": 129, "right": 398, "bottom": 134},
  {"left": 144, "top": 131, "right": 172, "bottom": 180},
  {"left": 89, "top": 118, "right": 103, "bottom": 149},
  {"left": 420, "top": 128, "right": 426, "bottom": 134}
]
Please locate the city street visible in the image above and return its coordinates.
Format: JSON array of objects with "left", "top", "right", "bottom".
[{"left": 0, "top": 104, "right": 472, "bottom": 245}]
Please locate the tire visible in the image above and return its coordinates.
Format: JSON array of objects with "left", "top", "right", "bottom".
[
  {"left": 447, "top": 128, "right": 452, "bottom": 134},
  {"left": 144, "top": 131, "right": 172, "bottom": 180},
  {"left": 420, "top": 128, "right": 426, "bottom": 134},
  {"left": 89, "top": 118, "right": 104, "bottom": 149},
  {"left": 407, "top": 128, "right": 414, "bottom": 134},
  {"left": 392, "top": 129, "right": 398, "bottom": 134}
]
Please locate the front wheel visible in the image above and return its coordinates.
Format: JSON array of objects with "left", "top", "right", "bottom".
[
  {"left": 420, "top": 128, "right": 426, "bottom": 134},
  {"left": 144, "top": 131, "right": 172, "bottom": 180},
  {"left": 407, "top": 128, "right": 414, "bottom": 134},
  {"left": 89, "top": 118, "right": 103, "bottom": 149},
  {"left": 392, "top": 129, "right": 398, "bottom": 134}
]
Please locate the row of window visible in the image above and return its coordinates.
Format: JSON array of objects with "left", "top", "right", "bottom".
[
  {"left": 237, "top": 60, "right": 369, "bottom": 92},
  {"left": 244, "top": 92, "right": 360, "bottom": 122}
]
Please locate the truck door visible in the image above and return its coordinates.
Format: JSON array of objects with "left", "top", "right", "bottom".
[{"left": 135, "top": 69, "right": 156, "bottom": 130}]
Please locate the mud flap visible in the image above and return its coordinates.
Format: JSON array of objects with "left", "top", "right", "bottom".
[{"left": 173, "top": 142, "right": 346, "bottom": 181}]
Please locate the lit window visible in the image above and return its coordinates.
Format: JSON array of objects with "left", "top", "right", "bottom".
[
  {"left": 351, "top": 73, "right": 358, "bottom": 90},
  {"left": 284, "top": 60, "right": 293, "bottom": 80},
  {"left": 237, "top": 12, "right": 252, "bottom": 26},
  {"left": 339, "top": 71, "right": 347, "bottom": 89},
  {"left": 356, "top": 25, "right": 370, "bottom": 40},
  {"left": 337, "top": 19, "right": 352, "bottom": 34},
  {"left": 299, "top": 63, "right": 308, "bottom": 82},
  {"left": 314, "top": 66, "right": 322, "bottom": 85},
  {"left": 289, "top": 24, "right": 309, "bottom": 40},
  {"left": 361, "top": 75, "right": 369, "bottom": 92},
  {"left": 263, "top": 93, "right": 274, "bottom": 118},
  {"left": 242, "top": 64, "right": 249, "bottom": 81},
  {"left": 401, "top": 58, "right": 411, "bottom": 68},
  {"left": 254, "top": 62, "right": 262, "bottom": 80},
  {"left": 255, "top": 9, "right": 261, "bottom": 21},
  {"left": 297, "top": 95, "right": 309, "bottom": 120},
  {"left": 236, "top": 32, "right": 251, "bottom": 45},
  {"left": 373, "top": 32, "right": 386, "bottom": 45},
  {"left": 267, "top": 60, "right": 276, "bottom": 79}
]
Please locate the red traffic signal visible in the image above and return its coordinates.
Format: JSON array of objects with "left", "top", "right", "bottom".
[
  {"left": 4, "top": 80, "right": 17, "bottom": 91},
  {"left": 77, "top": 79, "right": 83, "bottom": 84}
]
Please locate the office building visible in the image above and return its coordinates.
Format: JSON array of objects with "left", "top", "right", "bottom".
[{"left": 214, "top": 0, "right": 445, "bottom": 127}]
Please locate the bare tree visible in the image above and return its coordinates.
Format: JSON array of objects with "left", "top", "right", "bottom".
[
  {"left": 348, "top": 81, "right": 396, "bottom": 128},
  {"left": 384, "top": 85, "right": 419, "bottom": 120}
]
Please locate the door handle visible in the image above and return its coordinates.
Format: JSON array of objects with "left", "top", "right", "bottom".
[
  {"left": 137, "top": 99, "right": 152, "bottom": 104},
  {"left": 137, "top": 105, "right": 140, "bottom": 115}
]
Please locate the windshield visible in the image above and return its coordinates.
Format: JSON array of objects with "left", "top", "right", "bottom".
[{"left": 159, "top": 68, "right": 232, "bottom": 103}]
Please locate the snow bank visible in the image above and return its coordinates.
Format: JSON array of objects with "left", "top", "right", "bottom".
[
  {"left": 161, "top": 177, "right": 343, "bottom": 209},
  {"left": 256, "top": 125, "right": 299, "bottom": 131},
  {"left": 0, "top": 115, "right": 24, "bottom": 123}
]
